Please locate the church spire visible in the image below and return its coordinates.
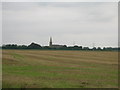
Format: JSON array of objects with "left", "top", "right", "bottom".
[{"left": 49, "top": 37, "right": 52, "bottom": 47}]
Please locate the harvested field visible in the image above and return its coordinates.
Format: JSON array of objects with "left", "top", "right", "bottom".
[{"left": 2, "top": 50, "right": 118, "bottom": 88}]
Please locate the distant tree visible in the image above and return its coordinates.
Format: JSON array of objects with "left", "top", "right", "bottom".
[
  {"left": 73, "top": 45, "right": 82, "bottom": 50},
  {"left": 63, "top": 45, "right": 67, "bottom": 48},
  {"left": 2, "top": 43, "right": 118, "bottom": 51},
  {"left": 60, "top": 45, "right": 67, "bottom": 50},
  {"left": 118, "top": 47, "right": 120, "bottom": 51},
  {"left": 74, "top": 45, "right": 79, "bottom": 48},
  {"left": 79, "top": 46, "right": 82, "bottom": 49},
  {"left": 17, "top": 45, "right": 27, "bottom": 49},
  {"left": 83, "top": 47, "right": 89, "bottom": 50},
  {"left": 67, "top": 46, "right": 74, "bottom": 50},
  {"left": 92, "top": 47, "right": 96, "bottom": 50},
  {"left": 103, "top": 47, "right": 106, "bottom": 50},
  {"left": 103, "top": 47, "right": 112, "bottom": 51},
  {"left": 97, "top": 47, "right": 102, "bottom": 50},
  {"left": 43, "top": 46, "right": 50, "bottom": 49},
  {"left": 2, "top": 44, "right": 18, "bottom": 49}
]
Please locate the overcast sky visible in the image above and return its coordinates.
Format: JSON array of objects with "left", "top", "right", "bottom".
[{"left": 2, "top": 2, "right": 118, "bottom": 47}]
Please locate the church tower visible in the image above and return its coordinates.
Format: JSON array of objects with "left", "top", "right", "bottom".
[{"left": 49, "top": 37, "right": 52, "bottom": 47}]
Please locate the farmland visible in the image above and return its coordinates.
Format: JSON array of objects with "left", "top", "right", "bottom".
[{"left": 2, "top": 50, "right": 118, "bottom": 88}]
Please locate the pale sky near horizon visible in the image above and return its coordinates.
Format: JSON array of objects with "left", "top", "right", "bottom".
[{"left": 2, "top": 2, "right": 118, "bottom": 47}]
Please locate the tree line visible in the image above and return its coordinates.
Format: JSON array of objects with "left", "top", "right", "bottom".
[{"left": 1, "top": 42, "right": 119, "bottom": 51}]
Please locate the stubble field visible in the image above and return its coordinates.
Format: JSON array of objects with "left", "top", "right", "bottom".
[{"left": 2, "top": 50, "right": 118, "bottom": 88}]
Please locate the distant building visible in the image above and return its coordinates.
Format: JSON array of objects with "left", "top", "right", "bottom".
[
  {"left": 28, "top": 42, "right": 42, "bottom": 49},
  {"left": 49, "top": 37, "right": 65, "bottom": 48}
]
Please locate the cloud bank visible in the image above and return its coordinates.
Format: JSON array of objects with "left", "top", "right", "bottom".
[{"left": 2, "top": 2, "right": 118, "bottom": 47}]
